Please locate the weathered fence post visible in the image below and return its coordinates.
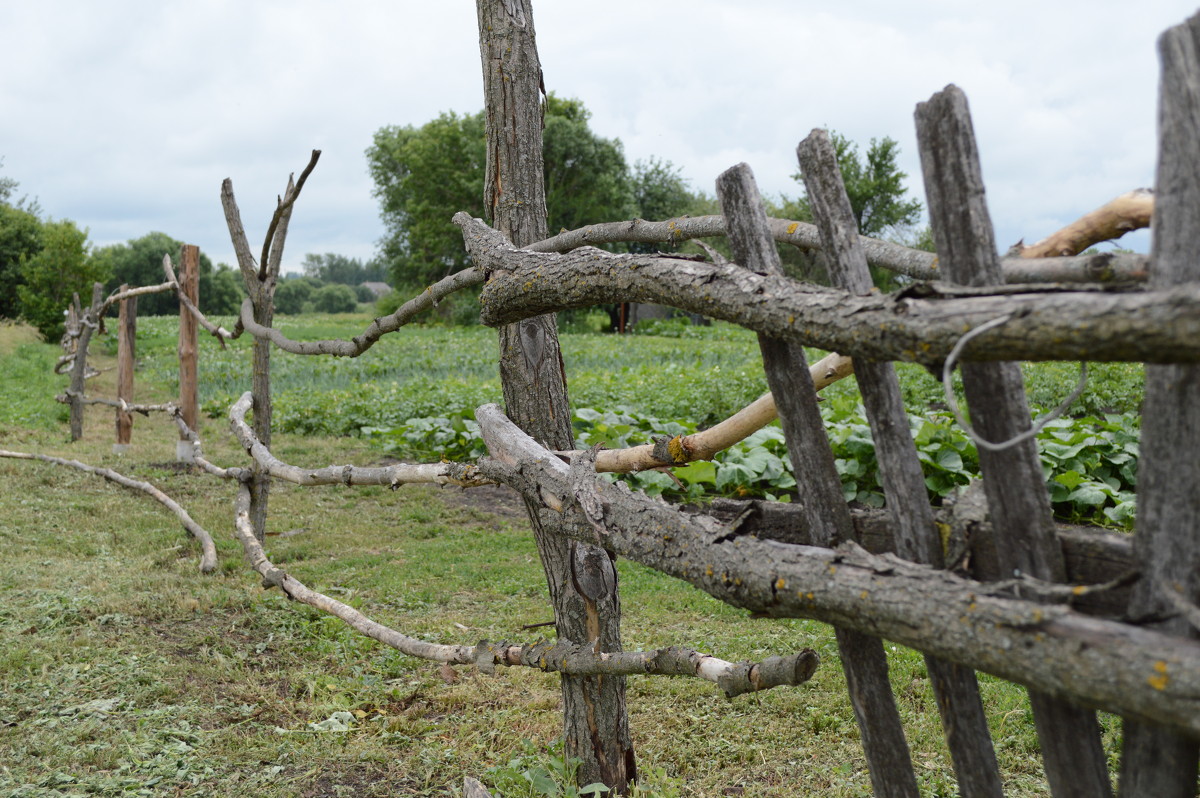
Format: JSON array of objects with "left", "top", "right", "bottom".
[
  {"left": 915, "top": 85, "right": 1113, "bottom": 798},
  {"left": 475, "top": 0, "right": 634, "bottom": 791},
  {"left": 114, "top": 284, "right": 136, "bottom": 454},
  {"left": 797, "top": 129, "right": 1004, "bottom": 797},
  {"left": 1118, "top": 12, "right": 1200, "bottom": 798},
  {"left": 716, "top": 163, "right": 919, "bottom": 798},
  {"left": 177, "top": 244, "right": 200, "bottom": 462},
  {"left": 67, "top": 282, "right": 105, "bottom": 442}
]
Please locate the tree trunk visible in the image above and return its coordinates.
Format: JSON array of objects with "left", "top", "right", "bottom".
[{"left": 474, "top": 0, "right": 634, "bottom": 791}]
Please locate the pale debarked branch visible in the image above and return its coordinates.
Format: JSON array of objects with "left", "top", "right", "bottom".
[
  {"left": 232, "top": 481, "right": 817, "bottom": 695},
  {"left": 0, "top": 449, "right": 218, "bottom": 573}
]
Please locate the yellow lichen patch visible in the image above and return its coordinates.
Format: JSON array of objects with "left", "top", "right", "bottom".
[
  {"left": 859, "top": 590, "right": 869, "bottom": 599},
  {"left": 774, "top": 577, "right": 786, "bottom": 590},
  {"left": 1072, "top": 585, "right": 1088, "bottom": 596},
  {"left": 786, "top": 222, "right": 799, "bottom": 235},
  {"left": 1149, "top": 660, "right": 1170, "bottom": 691},
  {"left": 705, "top": 565, "right": 714, "bottom": 577},
  {"left": 788, "top": 315, "right": 795, "bottom": 324},
  {"left": 667, "top": 435, "right": 687, "bottom": 463},
  {"left": 806, "top": 592, "right": 815, "bottom": 601},
  {"left": 827, "top": 565, "right": 837, "bottom": 575}
]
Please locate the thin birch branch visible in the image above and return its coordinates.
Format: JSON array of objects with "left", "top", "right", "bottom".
[
  {"left": 576, "top": 344, "right": 853, "bottom": 475},
  {"left": 529, "top": 214, "right": 1149, "bottom": 284},
  {"left": 0, "top": 449, "right": 218, "bottom": 573},
  {"left": 232, "top": 481, "right": 817, "bottom": 695},
  {"left": 233, "top": 267, "right": 486, "bottom": 357}
]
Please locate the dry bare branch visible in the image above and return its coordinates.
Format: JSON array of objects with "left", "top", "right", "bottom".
[
  {"left": 234, "top": 267, "right": 486, "bottom": 357},
  {"left": 232, "top": 481, "right": 816, "bottom": 694},
  {"left": 1017, "top": 189, "right": 1154, "bottom": 258},
  {"left": 228, "top": 391, "right": 489, "bottom": 488},
  {"left": 162, "top": 255, "right": 239, "bottom": 346},
  {"left": 0, "top": 449, "right": 218, "bottom": 573},
  {"left": 258, "top": 150, "right": 321, "bottom": 282},
  {"left": 530, "top": 214, "right": 1149, "bottom": 284},
  {"left": 458, "top": 213, "right": 1200, "bottom": 366},
  {"left": 472, "top": 403, "right": 1200, "bottom": 738}
]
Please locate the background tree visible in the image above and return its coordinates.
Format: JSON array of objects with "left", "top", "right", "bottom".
[
  {"left": 367, "top": 111, "right": 487, "bottom": 286},
  {"left": 16, "top": 219, "right": 106, "bottom": 340},
  {"left": 0, "top": 203, "right": 43, "bottom": 320},
  {"left": 91, "top": 232, "right": 239, "bottom": 316},
  {"left": 311, "top": 283, "right": 359, "bottom": 314},
  {"left": 273, "top": 276, "right": 324, "bottom": 315},
  {"left": 301, "top": 252, "right": 388, "bottom": 286},
  {"left": 541, "top": 94, "right": 634, "bottom": 234},
  {"left": 367, "top": 95, "right": 688, "bottom": 288},
  {"left": 778, "top": 132, "right": 924, "bottom": 287}
]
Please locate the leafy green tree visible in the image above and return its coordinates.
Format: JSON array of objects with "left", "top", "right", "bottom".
[
  {"left": 368, "top": 95, "right": 648, "bottom": 287},
  {"left": 542, "top": 95, "right": 634, "bottom": 234},
  {"left": 367, "top": 111, "right": 487, "bottom": 286},
  {"left": 17, "top": 219, "right": 107, "bottom": 340},
  {"left": 311, "top": 283, "right": 359, "bottom": 313},
  {"left": 301, "top": 252, "right": 388, "bottom": 286},
  {"left": 0, "top": 203, "right": 43, "bottom": 319},
  {"left": 273, "top": 276, "right": 323, "bottom": 315},
  {"left": 777, "top": 132, "right": 923, "bottom": 288},
  {"left": 783, "top": 133, "right": 922, "bottom": 237},
  {"left": 92, "top": 232, "right": 219, "bottom": 316},
  {"left": 206, "top": 264, "right": 246, "bottom": 316}
]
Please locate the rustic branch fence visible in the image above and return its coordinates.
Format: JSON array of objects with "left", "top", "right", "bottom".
[{"left": 5, "top": 3, "right": 1199, "bottom": 796}]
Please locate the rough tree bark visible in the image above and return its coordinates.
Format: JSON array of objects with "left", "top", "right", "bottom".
[
  {"left": 1118, "top": 12, "right": 1200, "bottom": 798},
  {"left": 475, "top": 0, "right": 634, "bottom": 790},
  {"left": 457, "top": 213, "right": 1200, "bottom": 366},
  {"left": 176, "top": 244, "right": 199, "bottom": 463}
]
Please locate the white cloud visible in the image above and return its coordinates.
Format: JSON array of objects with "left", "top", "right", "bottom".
[{"left": 1, "top": 0, "right": 1193, "bottom": 273}]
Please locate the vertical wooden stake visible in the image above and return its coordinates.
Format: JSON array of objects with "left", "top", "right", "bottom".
[
  {"left": 114, "top": 284, "right": 136, "bottom": 454},
  {"left": 177, "top": 244, "right": 200, "bottom": 462}
]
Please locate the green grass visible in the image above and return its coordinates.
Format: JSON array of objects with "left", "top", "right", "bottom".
[{"left": 0, "top": 315, "right": 1138, "bottom": 796}]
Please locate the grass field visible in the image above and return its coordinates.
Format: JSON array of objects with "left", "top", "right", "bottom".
[{"left": 0, "top": 314, "right": 1132, "bottom": 796}]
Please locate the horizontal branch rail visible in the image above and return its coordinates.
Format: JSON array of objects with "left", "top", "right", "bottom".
[
  {"left": 234, "top": 267, "right": 486, "bottom": 357},
  {"left": 471, "top": 403, "right": 1200, "bottom": 738},
  {"left": 228, "top": 392, "right": 488, "bottom": 487},
  {"left": 530, "top": 214, "right": 1149, "bottom": 284},
  {"left": 231, "top": 481, "right": 816, "bottom": 696},
  {"left": 457, "top": 213, "right": 1200, "bottom": 365}
]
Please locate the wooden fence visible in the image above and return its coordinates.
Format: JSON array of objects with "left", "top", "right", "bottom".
[{"left": 13, "top": 3, "right": 1198, "bottom": 795}]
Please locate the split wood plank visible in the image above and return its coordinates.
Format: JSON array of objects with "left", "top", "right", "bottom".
[
  {"left": 797, "top": 128, "right": 1004, "bottom": 798},
  {"left": 915, "top": 85, "right": 1112, "bottom": 798},
  {"left": 716, "top": 162, "right": 919, "bottom": 798},
  {"left": 1117, "top": 12, "right": 1200, "bottom": 798}
]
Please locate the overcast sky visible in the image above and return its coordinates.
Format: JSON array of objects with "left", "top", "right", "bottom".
[{"left": 2, "top": 1, "right": 1195, "bottom": 276}]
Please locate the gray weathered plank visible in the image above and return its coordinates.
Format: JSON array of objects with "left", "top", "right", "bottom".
[
  {"left": 915, "top": 85, "right": 1113, "bottom": 798},
  {"left": 797, "top": 128, "right": 1004, "bottom": 798},
  {"left": 1118, "top": 12, "right": 1200, "bottom": 798},
  {"left": 716, "top": 162, "right": 919, "bottom": 798}
]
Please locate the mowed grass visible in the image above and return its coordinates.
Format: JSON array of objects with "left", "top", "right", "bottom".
[{"left": 0, "top": 316, "right": 1123, "bottom": 796}]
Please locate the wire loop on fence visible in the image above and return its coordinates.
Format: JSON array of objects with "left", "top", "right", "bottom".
[{"left": 942, "top": 314, "right": 1089, "bottom": 453}]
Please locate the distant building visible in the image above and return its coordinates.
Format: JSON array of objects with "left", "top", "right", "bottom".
[{"left": 360, "top": 282, "right": 393, "bottom": 299}]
